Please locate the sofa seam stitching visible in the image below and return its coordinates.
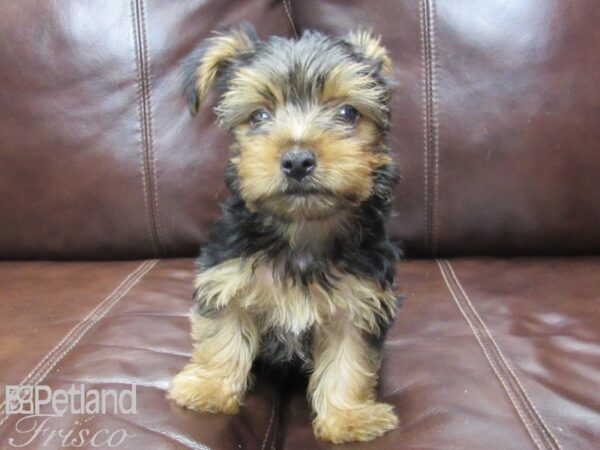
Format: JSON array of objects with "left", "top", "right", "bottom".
[
  {"left": 436, "top": 259, "right": 543, "bottom": 450},
  {"left": 430, "top": 0, "right": 440, "bottom": 256},
  {"left": 419, "top": 0, "right": 429, "bottom": 254},
  {"left": 0, "top": 260, "right": 159, "bottom": 430},
  {"left": 138, "top": 0, "right": 166, "bottom": 255},
  {"left": 270, "top": 390, "right": 283, "bottom": 450},
  {"left": 282, "top": 0, "right": 298, "bottom": 38},
  {"left": 0, "top": 260, "right": 154, "bottom": 412},
  {"left": 437, "top": 259, "right": 561, "bottom": 450},
  {"left": 28, "top": 260, "right": 159, "bottom": 385},
  {"left": 131, "top": 0, "right": 157, "bottom": 256},
  {"left": 131, "top": 0, "right": 166, "bottom": 256},
  {"left": 443, "top": 260, "right": 564, "bottom": 450},
  {"left": 419, "top": 0, "right": 439, "bottom": 256},
  {"left": 261, "top": 394, "right": 277, "bottom": 450},
  {"left": 139, "top": 0, "right": 166, "bottom": 252}
]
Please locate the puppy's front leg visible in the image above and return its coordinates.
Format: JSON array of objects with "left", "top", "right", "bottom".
[
  {"left": 168, "top": 307, "right": 258, "bottom": 414},
  {"left": 309, "top": 319, "right": 397, "bottom": 443},
  {"left": 168, "top": 261, "right": 258, "bottom": 414}
]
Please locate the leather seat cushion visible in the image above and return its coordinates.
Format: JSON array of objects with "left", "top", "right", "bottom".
[{"left": 0, "top": 258, "right": 598, "bottom": 449}]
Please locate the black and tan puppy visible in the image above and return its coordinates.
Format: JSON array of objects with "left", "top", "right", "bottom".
[{"left": 167, "top": 24, "right": 400, "bottom": 443}]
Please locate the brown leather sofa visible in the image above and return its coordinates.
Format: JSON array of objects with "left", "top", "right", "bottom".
[{"left": 1, "top": 1, "right": 599, "bottom": 449}]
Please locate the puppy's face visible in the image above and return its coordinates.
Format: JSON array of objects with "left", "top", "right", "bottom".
[{"left": 186, "top": 25, "right": 394, "bottom": 221}]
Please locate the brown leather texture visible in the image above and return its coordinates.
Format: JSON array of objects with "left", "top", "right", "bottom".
[
  {"left": 1, "top": 0, "right": 599, "bottom": 259},
  {"left": 0, "top": 259, "right": 283, "bottom": 449},
  {"left": 1, "top": 1, "right": 599, "bottom": 450},
  {"left": 1, "top": 258, "right": 598, "bottom": 449},
  {"left": 292, "top": 0, "right": 600, "bottom": 257},
  {"left": 0, "top": 0, "right": 293, "bottom": 260}
]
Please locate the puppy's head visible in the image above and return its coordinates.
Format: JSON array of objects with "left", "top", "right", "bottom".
[{"left": 186, "top": 24, "right": 395, "bottom": 221}]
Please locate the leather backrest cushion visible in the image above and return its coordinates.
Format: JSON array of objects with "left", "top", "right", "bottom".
[
  {"left": 1, "top": 0, "right": 598, "bottom": 259},
  {"left": 293, "top": 0, "right": 600, "bottom": 256},
  {"left": 0, "top": 0, "right": 293, "bottom": 259}
]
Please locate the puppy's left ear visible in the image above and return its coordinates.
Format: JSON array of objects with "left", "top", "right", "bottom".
[
  {"left": 344, "top": 29, "right": 392, "bottom": 77},
  {"left": 184, "top": 23, "right": 259, "bottom": 116}
]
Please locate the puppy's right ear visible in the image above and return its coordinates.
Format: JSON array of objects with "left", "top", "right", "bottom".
[
  {"left": 184, "top": 23, "right": 259, "bottom": 116},
  {"left": 344, "top": 29, "right": 392, "bottom": 78}
]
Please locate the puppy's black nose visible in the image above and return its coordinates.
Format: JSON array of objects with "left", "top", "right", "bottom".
[{"left": 280, "top": 149, "right": 316, "bottom": 181}]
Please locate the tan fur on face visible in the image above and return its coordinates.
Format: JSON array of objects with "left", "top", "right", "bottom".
[
  {"left": 320, "top": 62, "right": 391, "bottom": 127},
  {"left": 208, "top": 35, "right": 393, "bottom": 221},
  {"left": 231, "top": 135, "right": 283, "bottom": 208},
  {"left": 216, "top": 67, "right": 285, "bottom": 126},
  {"left": 231, "top": 104, "right": 391, "bottom": 220},
  {"left": 313, "top": 122, "right": 392, "bottom": 204}
]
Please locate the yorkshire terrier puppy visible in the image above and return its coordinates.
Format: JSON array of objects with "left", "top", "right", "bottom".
[{"left": 167, "top": 24, "right": 400, "bottom": 443}]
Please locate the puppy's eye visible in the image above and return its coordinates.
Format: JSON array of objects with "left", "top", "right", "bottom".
[
  {"left": 336, "top": 105, "right": 360, "bottom": 125},
  {"left": 249, "top": 108, "right": 272, "bottom": 127}
]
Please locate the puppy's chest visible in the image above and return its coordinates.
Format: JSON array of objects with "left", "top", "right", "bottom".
[
  {"left": 241, "top": 261, "right": 322, "bottom": 334},
  {"left": 243, "top": 261, "right": 325, "bottom": 369}
]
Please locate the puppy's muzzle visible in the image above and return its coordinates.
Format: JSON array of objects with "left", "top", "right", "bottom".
[{"left": 281, "top": 148, "right": 316, "bottom": 181}]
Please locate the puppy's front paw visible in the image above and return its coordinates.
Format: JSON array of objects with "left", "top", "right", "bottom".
[
  {"left": 313, "top": 402, "right": 398, "bottom": 443},
  {"left": 167, "top": 363, "right": 243, "bottom": 414}
]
